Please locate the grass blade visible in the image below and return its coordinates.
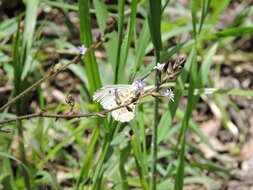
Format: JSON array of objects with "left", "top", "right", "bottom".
[
  {"left": 78, "top": 0, "right": 102, "bottom": 93},
  {"left": 21, "top": 0, "right": 40, "bottom": 79},
  {"left": 118, "top": 0, "right": 138, "bottom": 83},
  {"left": 93, "top": 0, "right": 117, "bottom": 73},
  {"left": 213, "top": 26, "right": 253, "bottom": 38},
  {"left": 174, "top": 48, "right": 197, "bottom": 190},
  {"left": 191, "top": 0, "right": 198, "bottom": 40},
  {"left": 147, "top": 0, "right": 162, "bottom": 51},
  {"left": 198, "top": 0, "right": 211, "bottom": 35},
  {"left": 119, "top": 145, "right": 131, "bottom": 190},
  {"left": 114, "top": 0, "right": 125, "bottom": 83}
]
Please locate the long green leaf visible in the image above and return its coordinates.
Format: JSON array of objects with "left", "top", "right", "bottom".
[
  {"left": 118, "top": 0, "right": 138, "bottom": 83},
  {"left": 147, "top": 0, "right": 162, "bottom": 50},
  {"left": 212, "top": 26, "right": 253, "bottom": 38},
  {"left": 199, "top": 43, "right": 218, "bottom": 84},
  {"left": 93, "top": 0, "right": 117, "bottom": 73},
  {"left": 79, "top": 0, "right": 102, "bottom": 93},
  {"left": 174, "top": 47, "right": 197, "bottom": 190},
  {"left": 21, "top": 0, "right": 40, "bottom": 79},
  {"left": 114, "top": 0, "right": 125, "bottom": 83}
]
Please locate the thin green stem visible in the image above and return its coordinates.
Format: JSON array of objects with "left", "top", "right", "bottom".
[
  {"left": 17, "top": 120, "right": 26, "bottom": 162},
  {"left": 16, "top": 101, "right": 31, "bottom": 190},
  {"left": 17, "top": 125, "right": 32, "bottom": 190},
  {"left": 151, "top": 51, "right": 161, "bottom": 190}
]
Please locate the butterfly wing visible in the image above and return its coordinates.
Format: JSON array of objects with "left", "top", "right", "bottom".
[
  {"left": 111, "top": 105, "right": 135, "bottom": 122},
  {"left": 93, "top": 85, "right": 136, "bottom": 122},
  {"left": 93, "top": 85, "right": 132, "bottom": 109}
]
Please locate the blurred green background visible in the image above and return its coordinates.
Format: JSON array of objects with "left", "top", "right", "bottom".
[{"left": 0, "top": 0, "right": 253, "bottom": 189}]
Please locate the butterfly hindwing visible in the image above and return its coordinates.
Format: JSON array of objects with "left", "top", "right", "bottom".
[{"left": 111, "top": 105, "right": 135, "bottom": 122}]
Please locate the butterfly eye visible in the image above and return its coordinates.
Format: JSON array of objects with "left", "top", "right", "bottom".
[{"left": 109, "top": 90, "right": 112, "bottom": 94}]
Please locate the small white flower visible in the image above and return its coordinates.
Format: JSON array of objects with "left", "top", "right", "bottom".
[
  {"left": 132, "top": 78, "right": 146, "bottom": 93},
  {"left": 163, "top": 88, "right": 174, "bottom": 102},
  {"left": 153, "top": 62, "right": 165, "bottom": 71},
  {"left": 77, "top": 45, "right": 87, "bottom": 55}
]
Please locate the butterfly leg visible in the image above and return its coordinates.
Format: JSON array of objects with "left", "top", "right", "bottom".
[{"left": 115, "top": 89, "right": 122, "bottom": 105}]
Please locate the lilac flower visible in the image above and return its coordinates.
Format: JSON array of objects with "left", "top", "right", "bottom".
[
  {"left": 153, "top": 62, "right": 165, "bottom": 71},
  {"left": 163, "top": 88, "right": 174, "bottom": 102},
  {"left": 77, "top": 45, "right": 87, "bottom": 55},
  {"left": 132, "top": 78, "right": 146, "bottom": 93}
]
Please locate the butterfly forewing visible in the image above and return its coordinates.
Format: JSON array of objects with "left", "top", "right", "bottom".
[
  {"left": 94, "top": 86, "right": 122, "bottom": 108},
  {"left": 93, "top": 85, "right": 136, "bottom": 122}
]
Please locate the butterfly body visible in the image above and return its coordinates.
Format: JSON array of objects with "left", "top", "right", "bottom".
[{"left": 93, "top": 85, "right": 137, "bottom": 122}]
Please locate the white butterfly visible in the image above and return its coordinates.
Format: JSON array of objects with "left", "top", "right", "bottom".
[{"left": 93, "top": 84, "right": 138, "bottom": 122}]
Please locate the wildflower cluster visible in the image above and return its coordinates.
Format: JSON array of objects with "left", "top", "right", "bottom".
[
  {"left": 132, "top": 78, "right": 146, "bottom": 93},
  {"left": 163, "top": 88, "right": 174, "bottom": 102},
  {"left": 77, "top": 45, "right": 87, "bottom": 55}
]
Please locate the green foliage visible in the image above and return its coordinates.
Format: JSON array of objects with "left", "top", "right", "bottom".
[
  {"left": 0, "top": 0, "right": 252, "bottom": 189},
  {"left": 78, "top": 0, "right": 101, "bottom": 93}
]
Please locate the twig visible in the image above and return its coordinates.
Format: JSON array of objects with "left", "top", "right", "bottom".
[
  {"left": 0, "top": 38, "right": 105, "bottom": 112},
  {"left": 0, "top": 91, "right": 154, "bottom": 125}
]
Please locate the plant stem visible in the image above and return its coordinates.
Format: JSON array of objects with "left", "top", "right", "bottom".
[
  {"left": 151, "top": 51, "right": 161, "bottom": 190},
  {"left": 17, "top": 121, "right": 32, "bottom": 190},
  {"left": 16, "top": 97, "right": 31, "bottom": 189},
  {"left": 17, "top": 120, "right": 26, "bottom": 162},
  {"left": 0, "top": 91, "right": 155, "bottom": 125}
]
